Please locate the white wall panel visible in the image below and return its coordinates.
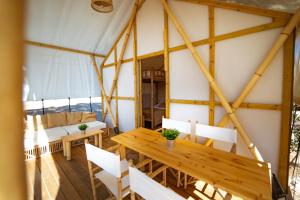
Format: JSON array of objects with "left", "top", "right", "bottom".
[
  {"left": 170, "top": 46, "right": 209, "bottom": 100},
  {"left": 137, "top": 0, "right": 163, "bottom": 56},
  {"left": 235, "top": 109, "right": 282, "bottom": 173},
  {"left": 215, "top": 8, "right": 272, "bottom": 36},
  {"left": 103, "top": 67, "right": 115, "bottom": 94},
  {"left": 118, "top": 100, "right": 135, "bottom": 131},
  {"left": 215, "top": 28, "right": 283, "bottom": 102},
  {"left": 169, "top": 1, "right": 208, "bottom": 47},
  {"left": 105, "top": 52, "right": 115, "bottom": 65},
  {"left": 118, "top": 62, "right": 134, "bottom": 97},
  {"left": 170, "top": 103, "right": 208, "bottom": 125}
]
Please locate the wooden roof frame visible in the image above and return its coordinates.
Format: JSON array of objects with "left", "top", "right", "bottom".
[{"left": 25, "top": 40, "right": 105, "bottom": 58}]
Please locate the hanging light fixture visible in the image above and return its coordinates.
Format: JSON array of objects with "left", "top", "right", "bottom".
[{"left": 91, "top": 0, "right": 113, "bottom": 13}]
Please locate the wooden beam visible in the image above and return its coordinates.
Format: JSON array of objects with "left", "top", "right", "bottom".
[
  {"left": 205, "top": 7, "right": 300, "bottom": 146},
  {"left": 106, "top": 96, "right": 135, "bottom": 101},
  {"left": 176, "top": 0, "right": 291, "bottom": 19},
  {"left": 208, "top": 6, "right": 215, "bottom": 126},
  {"left": 162, "top": 0, "right": 263, "bottom": 161},
  {"left": 102, "top": 0, "right": 140, "bottom": 121},
  {"left": 114, "top": 48, "right": 119, "bottom": 127},
  {"left": 164, "top": 0, "right": 170, "bottom": 118},
  {"left": 133, "top": 19, "right": 139, "bottom": 128},
  {"left": 0, "top": 0, "right": 27, "bottom": 199},
  {"left": 102, "top": 19, "right": 288, "bottom": 68},
  {"left": 25, "top": 40, "right": 105, "bottom": 58},
  {"left": 278, "top": 31, "right": 295, "bottom": 192},
  {"left": 170, "top": 99, "right": 282, "bottom": 111}
]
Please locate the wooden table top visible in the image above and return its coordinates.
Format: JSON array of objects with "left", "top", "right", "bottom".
[
  {"left": 111, "top": 128, "right": 271, "bottom": 200},
  {"left": 62, "top": 129, "right": 103, "bottom": 142}
]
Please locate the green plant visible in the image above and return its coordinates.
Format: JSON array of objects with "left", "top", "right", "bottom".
[
  {"left": 78, "top": 124, "right": 88, "bottom": 131},
  {"left": 162, "top": 129, "right": 180, "bottom": 140}
]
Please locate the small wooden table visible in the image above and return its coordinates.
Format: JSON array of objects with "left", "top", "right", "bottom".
[
  {"left": 111, "top": 128, "right": 272, "bottom": 200},
  {"left": 62, "top": 129, "right": 103, "bottom": 160}
]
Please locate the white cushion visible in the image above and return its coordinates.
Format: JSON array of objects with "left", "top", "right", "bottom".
[
  {"left": 62, "top": 121, "right": 106, "bottom": 135},
  {"left": 24, "top": 127, "right": 68, "bottom": 150},
  {"left": 95, "top": 159, "right": 129, "bottom": 198}
]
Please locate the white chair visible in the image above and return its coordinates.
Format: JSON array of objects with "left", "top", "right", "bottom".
[
  {"left": 129, "top": 163, "right": 186, "bottom": 200},
  {"left": 156, "top": 117, "right": 192, "bottom": 187},
  {"left": 184, "top": 123, "right": 237, "bottom": 197},
  {"left": 158, "top": 117, "right": 192, "bottom": 140},
  {"left": 195, "top": 123, "right": 237, "bottom": 153},
  {"left": 85, "top": 142, "right": 129, "bottom": 200}
]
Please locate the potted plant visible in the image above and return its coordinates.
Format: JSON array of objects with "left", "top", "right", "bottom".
[
  {"left": 78, "top": 124, "right": 88, "bottom": 134},
  {"left": 162, "top": 129, "right": 180, "bottom": 148}
]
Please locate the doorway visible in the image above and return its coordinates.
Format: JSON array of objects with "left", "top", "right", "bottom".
[{"left": 139, "top": 55, "right": 165, "bottom": 129}]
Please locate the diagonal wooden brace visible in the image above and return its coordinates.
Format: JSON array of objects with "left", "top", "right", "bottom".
[
  {"left": 205, "top": 7, "right": 300, "bottom": 146},
  {"left": 102, "top": 0, "right": 141, "bottom": 121},
  {"left": 161, "top": 0, "right": 263, "bottom": 161},
  {"left": 91, "top": 56, "right": 118, "bottom": 130}
]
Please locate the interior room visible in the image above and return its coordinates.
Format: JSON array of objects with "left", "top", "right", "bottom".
[
  {"left": 141, "top": 55, "right": 166, "bottom": 129},
  {"left": 1, "top": 0, "right": 300, "bottom": 200}
]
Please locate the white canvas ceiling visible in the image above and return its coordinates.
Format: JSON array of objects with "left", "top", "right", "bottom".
[{"left": 25, "top": 0, "right": 134, "bottom": 55}]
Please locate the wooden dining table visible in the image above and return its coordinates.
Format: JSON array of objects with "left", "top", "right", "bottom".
[{"left": 111, "top": 127, "right": 272, "bottom": 200}]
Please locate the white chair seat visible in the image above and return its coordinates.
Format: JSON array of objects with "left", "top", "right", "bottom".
[{"left": 95, "top": 171, "right": 129, "bottom": 198}]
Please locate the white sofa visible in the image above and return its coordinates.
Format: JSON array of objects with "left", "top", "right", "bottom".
[{"left": 24, "top": 112, "right": 107, "bottom": 159}]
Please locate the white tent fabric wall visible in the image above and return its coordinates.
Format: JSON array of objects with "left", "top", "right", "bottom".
[
  {"left": 24, "top": 0, "right": 135, "bottom": 101},
  {"left": 24, "top": 46, "right": 103, "bottom": 101}
]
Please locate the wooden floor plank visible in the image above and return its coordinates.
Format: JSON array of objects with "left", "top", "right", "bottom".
[
  {"left": 42, "top": 154, "right": 82, "bottom": 200},
  {"left": 26, "top": 159, "right": 51, "bottom": 200},
  {"left": 53, "top": 151, "right": 93, "bottom": 199},
  {"left": 36, "top": 156, "right": 66, "bottom": 200}
]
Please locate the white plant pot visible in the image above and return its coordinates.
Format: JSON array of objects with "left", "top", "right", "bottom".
[{"left": 167, "top": 139, "right": 174, "bottom": 148}]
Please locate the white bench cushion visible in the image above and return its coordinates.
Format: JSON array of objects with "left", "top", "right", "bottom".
[{"left": 24, "top": 127, "right": 68, "bottom": 149}]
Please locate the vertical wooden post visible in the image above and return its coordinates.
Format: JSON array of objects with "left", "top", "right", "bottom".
[
  {"left": 151, "top": 70, "right": 154, "bottom": 129},
  {"left": 208, "top": 6, "right": 215, "bottom": 126},
  {"left": 139, "top": 60, "right": 143, "bottom": 126},
  {"left": 0, "top": 1, "right": 27, "bottom": 199},
  {"left": 101, "top": 62, "right": 105, "bottom": 120},
  {"left": 114, "top": 48, "right": 119, "bottom": 127},
  {"left": 164, "top": 0, "right": 170, "bottom": 118},
  {"left": 133, "top": 20, "right": 139, "bottom": 128},
  {"left": 278, "top": 31, "right": 295, "bottom": 192}
]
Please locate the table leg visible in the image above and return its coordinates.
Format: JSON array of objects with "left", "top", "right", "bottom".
[
  {"left": 139, "top": 153, "right": 145, "bottom": 171},
  {"left": 98, "top": 132, "right": 102, "bottom": 148},
  {"left": 119, "top": 145, "right": 126, "bottom": 160},
  {"left": 94, "top": 135, "right": 98, "bottom": 147},
  {"left": 66, "top": 141, "right": 71, "bottom": 161},
  {"left": 63, "top": 141, "right": 67, "bottom": 157}
]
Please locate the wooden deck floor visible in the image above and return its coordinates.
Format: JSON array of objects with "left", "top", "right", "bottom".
[{"left": 25, "top": 135, "right": 238, "bottom": 200}]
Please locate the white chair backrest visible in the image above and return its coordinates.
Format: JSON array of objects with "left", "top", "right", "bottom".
[
  {"left": 85, "top": 143, "right": 121, "bottom": 177},
  {"left": 195, "top": 124, "right": 237, "bottom": 144},
  {"left": 129, "top": 166, "right": 186, "bottom": 200},
  {"left": 162, "top": 118, "right": 192, "bottom": 134}
]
